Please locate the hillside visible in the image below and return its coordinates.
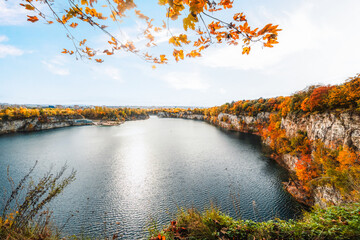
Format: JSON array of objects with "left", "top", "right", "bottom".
[{"left": 157, "top": 74, "right": 360, "bottom": 207}]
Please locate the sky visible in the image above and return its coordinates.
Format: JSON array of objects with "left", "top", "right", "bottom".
[{"left": 0, "top": 0, "right": 360, "bottom": 107}]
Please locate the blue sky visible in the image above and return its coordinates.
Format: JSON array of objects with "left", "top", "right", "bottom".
[{"left": 1, "top": 0, "right": 360, "bottom": 107}]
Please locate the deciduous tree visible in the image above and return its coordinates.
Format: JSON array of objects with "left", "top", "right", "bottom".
[{"left": 19, "top": 0, "right": 281, "bottom": 64}]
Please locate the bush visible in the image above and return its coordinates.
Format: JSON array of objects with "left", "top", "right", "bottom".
[
  {"left": 0, "top": 161, "right": 76, "bottom": 240},
  {"left": 150, "top": 204, "right": 360, "bottom": 240}
]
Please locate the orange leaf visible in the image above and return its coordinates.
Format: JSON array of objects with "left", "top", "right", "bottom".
[
  {"left": 79, "top": 39, "right": 87, "bottom": 46},
  {"left": 95, "top": 59, "right": 104, "bottom": 63},
  {"left": 27, "top": 15, "right": 39, "bottom": 23},
  {"left": 242, "top": 46, "right": 250, "bottom": 55},
  {"left": 69, "top": 22, "right": 78, "bottom": 28},
  {"left": 21, "top": 4, "right": 35, "bottom": 11}
]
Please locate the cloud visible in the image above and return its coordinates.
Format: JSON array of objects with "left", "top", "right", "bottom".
[
  {"left": 42, "top": 56, "right": 70, "bottom": 76},
  {"left": 198, "top": 0, "right": 360, "bottom": 88},
  {"left": 0, "top": 1, "right": 27, "bottom": 25},
  {"left": 200, "top": 2, "right": 326, "bottom": 70},
  {"left": 219, "top": 88, "right": 226, "bottom": 94},
  {"left": 0, "top": 36, "right": 9, "bottom": 42},
  {"left": 0, "top": 35, "right": 24, "bottom": 58},
  {"left": 163, "top": 71, "right": 210, "bottom": 90},
  {"left": 92, "top": 66, "right": 123, "bottom": 82},
  {"left": 0, "top": 1, "right": 48, "bottom": 26}
]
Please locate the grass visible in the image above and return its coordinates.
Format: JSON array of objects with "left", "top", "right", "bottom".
[{"left": 150, "top": 203, "right": 360, "bottom": 240}]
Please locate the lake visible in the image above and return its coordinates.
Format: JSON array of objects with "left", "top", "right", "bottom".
[{"left": 0, "top": 116, "right": 303, "bottom": 239}]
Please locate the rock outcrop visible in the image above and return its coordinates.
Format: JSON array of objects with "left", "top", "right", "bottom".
[
  {"left": 0, "top": 113, "right": 149, "bottom": 135},
  {"left": 281, "top": 112, "right": 360, "bottom": 151},
  {"left": 313, "top": 185, "right": 344, "bottom": 208},
  {"left": 158, "top": 111, "right": 205, "bottom": 120},
  {"left": 0, "top": 115, "right": 92, "bottom": 135}
]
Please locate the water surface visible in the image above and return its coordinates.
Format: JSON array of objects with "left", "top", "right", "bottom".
[{"left": 0, "top": 116, "right": 303, "bottom": 239}]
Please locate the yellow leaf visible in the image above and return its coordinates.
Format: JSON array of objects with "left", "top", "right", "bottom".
[{"left": 242, "top": 46, "right": 250, "bottom": 55}]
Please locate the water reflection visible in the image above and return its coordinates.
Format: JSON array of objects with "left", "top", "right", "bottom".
[{"left": 0, "top": 116, "right": 304, "bottom": 239}]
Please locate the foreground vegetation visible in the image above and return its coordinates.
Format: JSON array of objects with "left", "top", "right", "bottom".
[
  {"left": 2, "top": 202, "right": 360, "bottom": 240},
  {"left": 0, "top": 163, "right": 76, "bottom": 240},
  {"left": 150, "top": 204, "right": 360, "bottom": 240}
]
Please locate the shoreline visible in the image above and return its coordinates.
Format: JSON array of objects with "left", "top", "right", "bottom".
[
  {"left": 0, "top": 115, "right": 149, "bottom": 135},
  {"left": 156, "top": 112, "right": 334, "bottom": 207}
]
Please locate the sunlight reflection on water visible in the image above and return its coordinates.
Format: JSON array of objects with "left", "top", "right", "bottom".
[{"left": 0, "top": 116, "right": 304, "bottom": 239}]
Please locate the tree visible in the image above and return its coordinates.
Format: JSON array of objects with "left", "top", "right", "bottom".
[
  {"left": 19, "top": 0, "right": 281, "bottom": 64},
  {"left": 307, "top": 86, "right": 332, "bottom": 112}
]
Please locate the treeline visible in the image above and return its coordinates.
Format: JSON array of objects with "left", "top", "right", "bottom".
[
  {"left": 205, "top": 73, "right": 360, "bottom": 117},
  {"left": 79, "top": 106, "right": 148, "bottom": 121},
  {"left": 151, "top": 74, "right": 360, "bottom": 118},
  {"left": 0, "top": 106, "right": 148, "bottom": 122},
  {"left": 0, "top": 108, "right": 81, "bottom": 121},
  {"left": 147, "top": 108, "right": 205, "bottom": 115}
]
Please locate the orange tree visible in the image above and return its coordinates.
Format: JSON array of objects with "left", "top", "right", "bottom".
[{"left": 20, "top": 0, "right": 281, "bottom": 64}]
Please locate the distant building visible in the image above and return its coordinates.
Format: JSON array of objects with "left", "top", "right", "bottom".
[
  {"left": 56, "top": 105, "right": 64, "bottom": 109},
  {"left": 73, "top": 105, "right": 80, "bottom": 109}
]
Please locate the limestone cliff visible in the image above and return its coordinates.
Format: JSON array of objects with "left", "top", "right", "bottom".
[
  {"left": 0, "top": 115, "right": 92, "bottom": 135},
  {"left": 281, "top": 112, "right": 360, "bottom": 151}
]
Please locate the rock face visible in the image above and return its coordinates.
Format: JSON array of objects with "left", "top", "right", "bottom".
[
  {"left": 281, "top": 112, "right": 360, "bottom": 151},
  {"left": 0, "top": 115, "right": 92, "bottom": 135},
  {"left": 0, "top": 113, "right": 150, "bottom": 135},
  {"left": 158, "top": 111, "right": 205, "bottom": 120},
  {"left": 217, "top": 112, "right": 270, "bottom": 132},
  {"left": 313, "top": 186, "right": 344, "bottom": 208},
  {"left": 281, "top": 154, "right": 298, "bottom": 171}
]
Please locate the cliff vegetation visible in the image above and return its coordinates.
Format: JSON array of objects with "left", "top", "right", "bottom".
[{"left": 156, "top": 74, "right": 360, "bottom": 206}]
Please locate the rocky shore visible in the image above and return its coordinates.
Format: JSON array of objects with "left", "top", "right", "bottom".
[
  {"left": 0, "top": 114, "right": 149, "bottom": 135},
  {"left": 0, "top": 115, "right": 93, "bottom": 135}
]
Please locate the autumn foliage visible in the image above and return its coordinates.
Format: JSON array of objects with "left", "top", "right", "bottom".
[
  {"left": 157, "top": 74, "right": 360, "bottom": 201},
  {"left": 20, "top": 0, "right": 281, "bottom": 64},
  {"left": 0, "top": 106, "right": 148, "bottom": 122},
  {"left": 201, "top": 74, "right": 360, "bottom": 118}
]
